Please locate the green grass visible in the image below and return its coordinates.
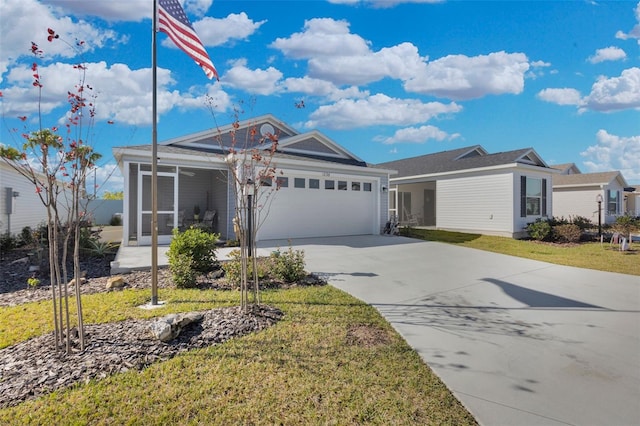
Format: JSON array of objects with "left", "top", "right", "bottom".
[
  {"left": 0, "top": 286, "right": 477, "bottom": 425},
  {"left": 402, "top": 228, "right": 640, "bottom": 276}
]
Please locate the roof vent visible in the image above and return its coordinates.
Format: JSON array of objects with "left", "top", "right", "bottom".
[{"left": 260, "top": 123, "right": 275, "bottom": 137}]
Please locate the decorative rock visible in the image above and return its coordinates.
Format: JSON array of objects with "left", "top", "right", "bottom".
[
  {"left": 149, "top": 312, "right": 204, "bottom": 342},
  {"left": 69, "top": 277, "right": 87, "bottom": 287},
  {"left": 106, "top": 276, "right": 125, "bottom": 289}
]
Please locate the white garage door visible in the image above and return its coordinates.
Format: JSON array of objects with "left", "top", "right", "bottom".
[{"left": 257, "top": 174, "right": 378, "bottom": 240}]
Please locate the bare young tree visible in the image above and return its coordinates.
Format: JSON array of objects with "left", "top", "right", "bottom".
[
  {"left": 0, "top": 31, "right": 103, "bottom": 353},
  {"left": 209, "top": 105, "right": 281, "bottom": 310}
]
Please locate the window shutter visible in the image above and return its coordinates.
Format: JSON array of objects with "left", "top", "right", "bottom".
[
  {"left": 606, "top": 189, "right": 610, "bottom": 215},
  {"left": 520, "top": 176, "right": 527, "bottom": 217},
  {"left": 542, "top": 178, "right": 547, "bottom": 217}
]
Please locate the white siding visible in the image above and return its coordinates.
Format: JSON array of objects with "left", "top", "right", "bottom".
[
  {"left": 257, "top": 169, "right": 379, "bottom": 240},
  {"left": 1, "top": 163, "right": 49, "bottom": 236},
  {"left": 553, "top": 183, "right": 624, "bottom": 225},
  {"left": 552, "top": 188, "right": 601, "bottom": 223},
  {"left": 437, "top": 173, "right": 514, "bottom": 235}
]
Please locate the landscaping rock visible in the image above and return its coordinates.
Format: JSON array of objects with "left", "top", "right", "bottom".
[
  {"left": 149, "top": 312, "right": 204, "bottom": 342},
  {"left": 106, "top": 275, "right": 125, "bottom": 289},
  {"left": 0, "top": 305, "right": 283, "bottom": 408}
]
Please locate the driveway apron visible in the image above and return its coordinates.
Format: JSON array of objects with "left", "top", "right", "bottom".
[{"left": 258, "top": 235, "right": 640, "bottom": 426}]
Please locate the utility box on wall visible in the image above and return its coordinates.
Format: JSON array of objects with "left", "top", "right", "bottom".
[{"left": 5, "top": 187, "right": 13, "bottom": 214}]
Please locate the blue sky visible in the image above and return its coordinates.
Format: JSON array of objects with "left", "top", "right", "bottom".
[{"left": 1, "top": 0, "right": 639, "bottom": 195}]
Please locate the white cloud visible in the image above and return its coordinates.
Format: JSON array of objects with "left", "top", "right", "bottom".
[
  {"left": 584, "top": 67, "right": 640, "bottom": 112},
  {"left": 0, "top": 0, "right": 121, "bottom": 81},
  {"left": 1, "top": 61, "right": 231, "bottom": 126},
  {"left": 581, "top": 130, "right": 640, "bottom": 181},
  {"left": 184, "top": 0, "right": 214, "bottom": 17},
  {"left": 537, "top": 68, "right": 640, "bottom": 112},
  {"left": 282, "top": 76, "right": 369, "bottom": 101},
  {"left": 42, "top": 0, "right": 151, "bottom": 21},
  {"left": 404, "top": 51, "right": 530, "bottom": 100},
  {"left": 191, "top": 13, "right": 267, "bottom": 47},
  {"left": 222, "top": 60, "right": 283, "bottom": 96},
  {"left": 615, "top": 2, "right": 640, "bottom": 45},
  {"left": 376, "top": 125, "right": 460, "bottom": 145},
  {"left": 537, "top": 88, "right": 583, "bottom": 106},
  {"left": 270, "top": 18, "right": 371, "bottom": 59},
  {"left": 588, "top": 46, "right": 627, "bottom": 64},
  {"left": 308, "top": 42, "right": 427, "bottom": 85},
  {"left": 304, "top": 93, "right": 462, "bottom": 130}
]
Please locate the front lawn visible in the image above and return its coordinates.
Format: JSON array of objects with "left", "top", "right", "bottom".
[
  {"left": 402, "top": 228, "right": 640, "bottom": 276},
  {"left": 0, "top": 286, "right": 477, "bottom": 425}
]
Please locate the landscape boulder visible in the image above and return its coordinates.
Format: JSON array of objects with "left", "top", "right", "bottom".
[
  {"left": 149, "top": 312, "right": 204, "bottom": 342},
  {"left": 106, "top": 276, "right": 125, "bottom": 289}
]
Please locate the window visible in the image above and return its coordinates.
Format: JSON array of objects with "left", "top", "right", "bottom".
[
  {"left": 363, "top": 182, "right": 372, "bottom": 192},
  {"left": 607, "top": 190, "right": 619, "bottom": 215},
  {"left": 526, "top": 178, "right": 541, "bottom": 215},
  {"left": 338, "top": 180, "right": 347, "bottom": 190},
  {"left": 309, "top": 178, "right": 320, "bottom": 189},
  {"left": 325, "top": 180, "right": 335, "bottom": 190},
  {"left": 276, "top": 177, "right": 288, "bottom": 188},
  {"left": 294, "top": 178, "right": 305, "bottom": 188},
  {"left": 352, "top": 182, "right": 361, "bottom": 191},
  {"left": 520, "top": 176, "right": 547, "bottom": 217}
]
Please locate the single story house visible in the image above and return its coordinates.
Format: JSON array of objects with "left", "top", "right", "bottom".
[
  {"left": 551, "top": 163, "right": 632, "bottom": 225},
  {"left": 376, "top": 145, "right": 556, "bottom": 238},
  {"left": 113, "top": 114, "right": 393, "bottom": 246},
  {"left": 1, "top": 161, "right": 49, "bottom": 236}
]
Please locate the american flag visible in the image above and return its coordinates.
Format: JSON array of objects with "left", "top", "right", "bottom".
[{"left": 157, "top": 0, "right": 218, "bottom": 80}]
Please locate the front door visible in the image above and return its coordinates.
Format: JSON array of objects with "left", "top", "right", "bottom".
[{"left": 138, "top": 171, "right": 178, "bottom": 245}]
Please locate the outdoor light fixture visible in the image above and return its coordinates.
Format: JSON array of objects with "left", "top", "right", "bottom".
[
  {"left": 381, "top": 185, "right": 388, "bottom": 193},
  {"left": 596, "top": 194, "right": 603, "bottom": 240}
]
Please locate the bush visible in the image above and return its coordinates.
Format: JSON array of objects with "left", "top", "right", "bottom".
[
  {"left": 109, "top": 215, "right": 122, "bottom": 226},
  {"left": 552, "top": 224, "right": 582, "bottom": 243},
  {"left": 569, "top": 215, "right": 593, "bottom": 230},
  {"left": 611, "top": 215, "right": 640, "bottom": 239},
  {"left": 19, "top": 227, "right": 34, "bottom": 246},
  {"left": 526, "top": 219, "right": 552, "bottom": 241},
  {"left": 270, "top": 246, "right": 306, "bottom": 283},
  {"left": 222, "top": 249, "right": 271, "bottom": 288},
  {"left": 167, "top": 228, "right": 219, "bottom": 288},
  {"left": 221, "top": 245, "right": 306, "bottom": 287},
  {"left": 1, "top": 232, "right": 17, "bottom": 253}
]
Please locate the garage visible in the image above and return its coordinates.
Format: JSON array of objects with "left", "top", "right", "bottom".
[{"left": 257, "top": 170, "right": 380, "bottom": 240}]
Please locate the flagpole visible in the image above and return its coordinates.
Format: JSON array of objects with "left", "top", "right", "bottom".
[{"left": 151, "top": 0, "right": 159, "bottom": 305}]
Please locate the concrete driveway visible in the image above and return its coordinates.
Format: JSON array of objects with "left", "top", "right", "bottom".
[{"left": 256, "top": 235, "right": 640, "bottom": 426}]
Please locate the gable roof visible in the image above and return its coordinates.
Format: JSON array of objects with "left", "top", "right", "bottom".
[
  {"left": 376, "top": 145, "right": 550, "bottom": 179},
  {"left": 113, "top": 114, "right": 368, "bottom": 167},
  {"left": 550, "top": 163, "right": 581, "bottom": 175},
  {"left": 553, "top": 171, "right": 628, "bottom": 188}
]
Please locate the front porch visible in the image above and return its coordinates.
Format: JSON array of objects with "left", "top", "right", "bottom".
[{"left": 123, "top": 163, "right": 230, "bottom": 246}]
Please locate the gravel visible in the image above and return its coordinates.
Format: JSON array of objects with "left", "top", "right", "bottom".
[{"left": 0, "top": 245, "right": 322, "bottom": 408}]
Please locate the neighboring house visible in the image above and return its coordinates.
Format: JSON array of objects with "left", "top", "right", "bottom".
[
  {"left": 377, "top": 145, "right": 556, "bottom": 238},
  {"left": 0, "top": 161, "right": 49, "bottom": 236},
  {"left": 112, "top": 114, "right": 393, "bottom": 246},
  {"left": 626, "top": 186, "right": 639, "bottom": 217},
  {"left": 551, "top": 163, "right": 629, "bottom": 225}
]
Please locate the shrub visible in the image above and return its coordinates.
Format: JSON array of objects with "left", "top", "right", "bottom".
[
  {"left": 167, "top": 228, "right": 219, "bottom": 288},
  {"left": 109, "top": 215, "right": 122, "bottom": 226},
  {"left": 1, "top": 232, "right": 17, "bottom": 253},
  {"left": 611, "top": 215, "right": 640, "bottom": 239},
  {"left": 221, "top": 249, "right": 271, "bottom": 288},
  {"left": 270, "top": 246, "right": 306, "bottom": 283},
  {"left": 19, "top": 226, "right": 34, "bottom": 246},
  {"left": 552, "top": 224, "right": 582, "bottom": 243},
  {"left": 526, "top": 219, "right": 552, "bottom": 241},
  {"left": 569, "top": 215, "right": 593, "bottom": 230}
]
